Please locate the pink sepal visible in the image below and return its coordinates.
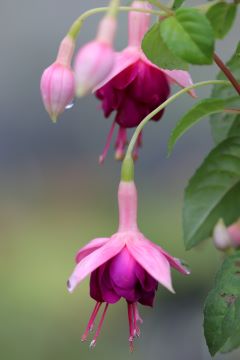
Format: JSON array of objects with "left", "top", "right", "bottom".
[
  {"left": 127, "top": 235, "right": 174, "bottom": 293},
  {"left": 75, "top": 237, "right": 109, "bottom": 263},
  {"left": 68, "top": 236, "right": 125, "bottom": 292},
  {"left": 93, "top": 47, "right": 140, "bottom": 92}
]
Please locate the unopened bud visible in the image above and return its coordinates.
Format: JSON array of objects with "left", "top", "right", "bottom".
[
  {"left": 213, "top": 219, "right": 232, "bottom": 251},
  {"left": 213, "top": 218, "right": 240, "bottom": 251},
  {"left": 74, "top": 16, "right": 116, "bottom": 97},
  {"left": 228, "top": 220, "right": 240, "bottom": 247},
  {"left": 128, "top": 1, "right": 152, "bottom": 48},
  {"left": 40, "top": 36, "right": 75, "bottom": 122}
]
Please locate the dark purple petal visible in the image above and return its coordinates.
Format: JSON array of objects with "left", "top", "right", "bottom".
[
  {"left": 109, "top": 247, "right": 137, "bottom": 289},
  {"left": 135, "top": 263, "right": 158, "bottom": 292},
  {"left": 111, "top": 282, "right": 140, "bottom": 303},
  {"left": 115, "top": 97, "right": 149, "bottom": 128},
  {"left": 138, "top": 290, "right": 156, "bottom": 307},
  {"left": 90, "top": 264, "right": 120, "bottom": 304},
  {"left": 111, "top": 63, "right": 138, "bottom": 90},
  {"left": 128, "top": 60, "right": 170, "bottom": 105},
  {"left": 90, "top": 268, "right": 103, "bottom": 302}
]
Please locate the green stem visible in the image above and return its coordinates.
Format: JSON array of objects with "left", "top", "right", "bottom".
[
  {"left": 125, "top": 80, "right": 230, "bottom": 159},
  {"left": 68, "top": 6, "right": 161, "bottom": 40},
  {"left": 108, "top": 0, "right": 120, "bottom": 17},
  {"left": 147, "top": 0, "right": 174, "bottom": 15}
]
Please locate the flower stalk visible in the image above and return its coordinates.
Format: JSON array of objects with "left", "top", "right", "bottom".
[
  {"left": 124, "top": 80, "right": 230, "bottom": 159},
  {"left": 67, "top": 6, "right": 161, "bottom": 40},
  {"left": 214, "top": 53, "right": 240, "bottom": 96},
  {"left": 147, "top": 0, "right": 174, "bottom": 15},
  {"left": 121, "top": 156, "right": 135, "bottom": 182}
]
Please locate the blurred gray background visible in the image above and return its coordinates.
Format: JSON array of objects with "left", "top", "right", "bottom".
[{"left": 0, "top": 1, "right": 239, "bottom": 360}]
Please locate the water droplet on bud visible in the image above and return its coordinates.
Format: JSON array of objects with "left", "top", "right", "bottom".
[{"left": 65, "top": 100, "right": 75, "bottom": 110}]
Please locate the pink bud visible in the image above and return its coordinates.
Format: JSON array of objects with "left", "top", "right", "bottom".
[
  {"left": 128, "top": 1, "right": 152, "bottom": 48},
  {"left": 213, "top": 218, "right": 240, "bottom": 251},
  {"left": 40, "top": 36, "right": 75, "bottom": 122},
  {"left": 228, "top": 220, "right": 240, "bottom": 247},
  {"left": 213, "top": 219, "right": 232, "bottom": 251},
  {"left": 74, "top": 16, "right": 116, "bottom": 97}
]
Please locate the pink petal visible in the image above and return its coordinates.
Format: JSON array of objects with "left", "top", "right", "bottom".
[
  {"left": 157, "top": 246, "right": 190, "bottom": 275},
  {"left": 75, "top": 237, "right": 109, "bottom": 263},
  {"left": 127, "top": 235, "right": 174, "bottom": 293},
  {"left": 142, "top": 237, "right": 190, "bottom": 275},
  {"left": 161, "top": 69, "right": 196, "bottom": 98},
  {"left": 68, "top": 236, "right": 125, "bottom": 293},
  {"left": 93, "top": 47, "right": 140, "bottom": 91}
]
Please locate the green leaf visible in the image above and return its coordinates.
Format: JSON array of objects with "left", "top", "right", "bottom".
[
  {"left": 206, "top": 3, "right": 237, "bottom": 39},
  {"left": 211, "top": 101, "right": 240, "bottom": 144},
  {"left": 141, "top": 23, "right": 188, "bottom": 70},
  {"left": 221, "top": 331, "right": 240, "bottom": 354},
  {"left": 211, "top": 42, "right": 240, "bottom": 144},
  {"left": 183, "top": 136, "right": 240, "bottom": 250},
  {"left": 168, "top": 98, "right": 226, "bottom": 155},
  {"left": 160, "top": 8, "right": 214, "bottom": 65},
  {"left": 204, "top": 252, "right": 240, "bottom": 355},
  {"left": 172, "top": 0, "right": 185, "bottom": 10}
]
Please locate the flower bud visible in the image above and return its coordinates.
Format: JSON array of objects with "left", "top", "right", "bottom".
[
  {"left": 213, "top": 219, "right": 232, "bottom": 251},
  {"left": 228, "top": 220, "right": 240, "bottom": 247},
  {"left": 40, "top": 36, "right": 75, "bottom": 122},
  {"left": 74, "top": 16, "right": 116, "bottom": 97},
  {"left": 128, "top": 1, "right": 152, "bottom": 48},
  {"left": 213, "top": 218, "right": 240, "bottom": 251}
]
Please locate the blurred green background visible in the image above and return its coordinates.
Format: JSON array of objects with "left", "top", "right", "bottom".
[{"left": 1, "top": 1, "right": 239, "bottom": 359}]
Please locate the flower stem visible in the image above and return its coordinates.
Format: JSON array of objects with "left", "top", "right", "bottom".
[
  {"left": 214, "top": 53, "right": 240, "bottom": 96},
  {"left": 147, "top": 0, "right": 174, "bottom": 15},
  {"left": 223, "top": 108, "right": 240, "bottom": 114},
  {"left": 68, "top": 6, "right": 161, "bottom": 40},
  {"left": 121, "top": 157, "right": 135, "bottom": 182},
  {"left": 108, "top": 0, "right": 120, "bottom": 17},
  {"left": 124, "top": 80, "right": 230, "bottom": 162}
]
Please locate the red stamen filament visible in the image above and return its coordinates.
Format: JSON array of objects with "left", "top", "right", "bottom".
[
  {"left": 115, "top": 127, "right": 127, "bottom": 160},
  {"left": 99, "top": 121, "right": 116, "bottom": 164},
  {"left": 128, "top": 303, "right": 134, "bottom": 352},
  {"left": 133, "top": 303, "right": 141, "bottom": 337},
  {"left": 133, "top": 132, "right": 143, "bottom": 161},
  {"left": 90, "top": 303, "right": 109, "bottom": 349},
  {"left": 81, "top": 302, "right": 102, "bottom": 342}
]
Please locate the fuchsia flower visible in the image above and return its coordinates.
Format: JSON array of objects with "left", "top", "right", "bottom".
[
  {"left": 74, "top": 15, "right": 116, "bottom": 97},
  {"left": 67, "top": 181, "right": 190, "bottom": 350},
  {"left": 213, "top": 219, "right": 240, "bottom": 250},
  {"left": 95, "top": 1, "right": 195, "bottom": 161},
  {"left": 40, "top": 36, "right": 75, "bottom": 122}
]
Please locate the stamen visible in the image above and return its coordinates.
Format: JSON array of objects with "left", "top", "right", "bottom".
[
  {"left": 90, "top": 303, "right": 109, "bottom": 349},
  {"left": 133, "top": 303, "right": 141, "bottom": 337},
  {"left": 99, "top": 121, "right": 116, "bottom": 164},
  {"left": 115, "top": 127, "right": 127, "bottom": 161},
  {"left": 133, "top": 132, "right": 143, "bottom": 161},
  {"left": 81, "top": 302, "right": 102, "bottom": 342},
  {"left": 127, "top": 303, "right": 134, "bottom": 352},
  {"left": 134, "top": 303, "right": 143, "bottom": 324}
]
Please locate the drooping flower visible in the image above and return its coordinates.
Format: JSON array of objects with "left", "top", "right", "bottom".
[
  {"left": 67, "top": 181, "right": 190, "bottom": 350},
  {"left": 95, "top": 1, "right": 195, "bottom": 162},
  {"left": 74, "top": 15, "right": 116, "bottom": 97},
  {"left": 213, "top": 218, "right": 240, "bottom": 251},
  {"left": 40, "top": 36, "right": 75, "bottom": 122}
]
